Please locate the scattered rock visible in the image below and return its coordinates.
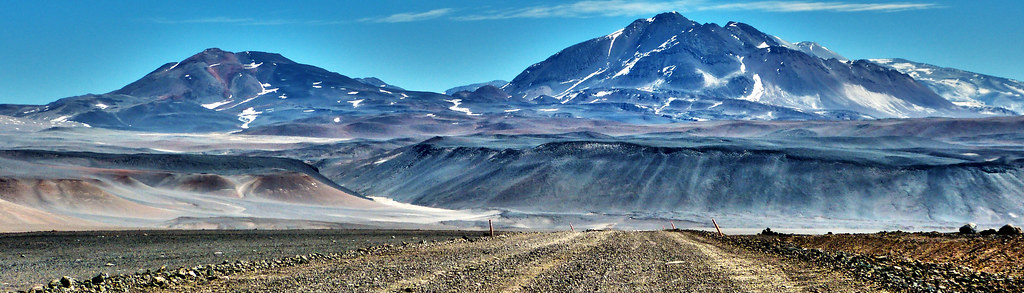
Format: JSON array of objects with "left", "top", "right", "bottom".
[
  {"left": 997, "top": 224, "right": 1022, "bottom": 236},
  {"left": 59, "top": 276, "right": 75, "bottom": 288},
  {"left": 707, "top": 230, "right": 1024, "bottom": 293},
  {"left": 92, "top": 273, "right": 108, "bottom": 284},
  {"left": 105, "top": 262, "right": 115, "bottom": 267},
  {"left": 959, "top": 223, "right": 977, "bottom": 234}
]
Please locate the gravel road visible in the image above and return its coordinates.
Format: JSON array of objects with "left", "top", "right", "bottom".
[{"left": 141, "top": 230, "right": 879, "bottom": 292}]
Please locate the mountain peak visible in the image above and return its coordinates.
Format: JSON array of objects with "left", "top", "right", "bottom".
[
  {"left": 631, "top": 11, "right": 696, "bottom": 28},
  {"left": 503, "top": 12, "right": 959, "bottom": 119},
  {"left": 652, "top": 11, "right": 687, "bottom": 21},
  {"left": 793, "top": 41, "right": 848, "bottom": 61},
  {"left": 179, "top": 48, "right": 238, "bottom": 66}
]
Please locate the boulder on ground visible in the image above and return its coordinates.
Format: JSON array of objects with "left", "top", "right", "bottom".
[
  {"left": 997, "top": 224, "right": 1022, "bottom": 236},
  {"left": 959, "top": 223, "right": 977, "bottom": 234},
  {"left": 980, "top": 229, "right": 998, "bottom": 236},
  {"left": 59, "top": 276, "right": 75, "bottom": 288}
]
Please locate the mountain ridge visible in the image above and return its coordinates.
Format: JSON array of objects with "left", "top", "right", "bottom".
[{"left": 0, "top": 13, "right": 1020, "bottom": 136}]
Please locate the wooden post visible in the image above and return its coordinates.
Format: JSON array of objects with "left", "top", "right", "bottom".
[
  {"left": 569, "top": 223, "right": 575, "bottom": 232},
  {"left": 489, "top": 219, "right": 494, "bottom": 237},
  {"left": 670, "top": 222, "right": 676, "bottom": 230},
  {"left": 712, "top": 218, "right": 724, "bottom": 237}
]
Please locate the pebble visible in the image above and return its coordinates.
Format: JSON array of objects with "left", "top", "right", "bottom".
[{"left": 20, "top": 247, "right": 388, "bottom": 292}]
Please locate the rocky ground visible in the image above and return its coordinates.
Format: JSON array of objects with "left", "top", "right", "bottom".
[
  {"left": 778, "top": 230, "right": 1024, "bottom": 277},
  {"left": 16, "top": 229, "right": 1024, "bottom": 292},
  {"left": 11, "top": 230, "right": 880, "bottom": 292},
  {"left": 0, "top": 229, "right": 483, "bottom": 292},
  {"left": 716, "top": 230, "right": 1024, "bottom": 292}
]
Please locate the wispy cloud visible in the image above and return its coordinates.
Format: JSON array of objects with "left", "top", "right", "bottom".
[
  {"left": 147, "top": 1, "right": 938, "bottom": 26},
  {"left": 453, "top": 1, "right": 693, "bottom": 21},
  {"left": 700, "top": 1, "right": 939, "bottom": 12},
  {"left": 361, "top": 8, "right": 453, "bottom": 23},
  {"left": 453, "top": 0, "right": 939, "bottom": 21}
]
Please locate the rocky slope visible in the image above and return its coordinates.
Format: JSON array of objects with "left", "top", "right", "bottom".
[
  {"left": 872, "top": 58, "right": 1024, "bottom": 114},
  {"left": 330, "top": 126, "right": 1024, "bottom": 227},
  {"left": 0, "top": 150, "right": 494, "bottom": 232}
]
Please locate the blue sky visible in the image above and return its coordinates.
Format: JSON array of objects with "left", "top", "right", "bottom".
[{"left": 0, "top": 0, "right": 1021, "bottom": 104}]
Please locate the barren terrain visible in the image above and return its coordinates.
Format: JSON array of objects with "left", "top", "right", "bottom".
[
  {"left": 7, "top": 230, "right": 878, "bottom": 292},
  {"left": 144, "top": 230, "right": 877, "bottom": 292},
  {"left": 0, "top": 229, "right": 482, "bottom": 292}
]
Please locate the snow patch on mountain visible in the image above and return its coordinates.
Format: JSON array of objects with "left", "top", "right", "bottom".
[
  {"left": 50, "top": 116, "right": 72, "bottom": 123},
  {"left": 557, "top": 68, "right": 607, "bottom": 98},
  {"left": 445, "top": 99, "right": 480, "bottom": 116},
  {"left": 238, "top": 107, "right": 261, "bottom": 129},
  {"left": 842, "top": 83, "right": 927, "bottom": 118},
  {"left": 605, "top": 29, "right": 624, "bottom": 56},
  {"left": 202, "top": 99, "right": 233, "bottom": 110},
  {"left": 242, "top": 62, "right": 263, "bottom": 69},
  {"left": 348, "top": 99, "right": 364, "bottom": 108},
  {"left": 740, "top": 74, "right": 764, "bottom": 102},
  {"left": 872, "top": 58, "right": 1024, "bottom": 114}
]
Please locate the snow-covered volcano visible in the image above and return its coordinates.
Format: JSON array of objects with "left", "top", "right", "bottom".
[{"left": 502, "top": 12, "right": 1003, "bottom": 120}]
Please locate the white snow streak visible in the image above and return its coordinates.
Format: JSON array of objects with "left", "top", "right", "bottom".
[
  {"left": 238, "top": 107, "right": 261, "bottom": 129},
  {"left": 740, "top": 74, "right": 764, "bottom": 102},
  {"left": 242, "top": 62, "right": 263, "bottom": 69},
  {"left": 202, "top": 99, "right": 233, "bottom": 110},
  {"left": 444, "top": 99, "right": 481, "bottom": 116},
  {"left": 348, "top": 99, "right": 365, "bottom": 108},
  {"left": 697, "top": 69, "right": 726, "bottom": 88},
  {"left": 606, "top": 29, "right": 624, "bottom": 57},
  {"left": 556, "top": 68, "right": 607, "bottom": 98},
  {"left": 654, "top": 97, "right": 678, "bottom": 115}
]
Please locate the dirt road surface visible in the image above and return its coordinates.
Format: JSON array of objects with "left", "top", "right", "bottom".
[{"left": 145, "top": 231, "right": 881, "bottom": 292}]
